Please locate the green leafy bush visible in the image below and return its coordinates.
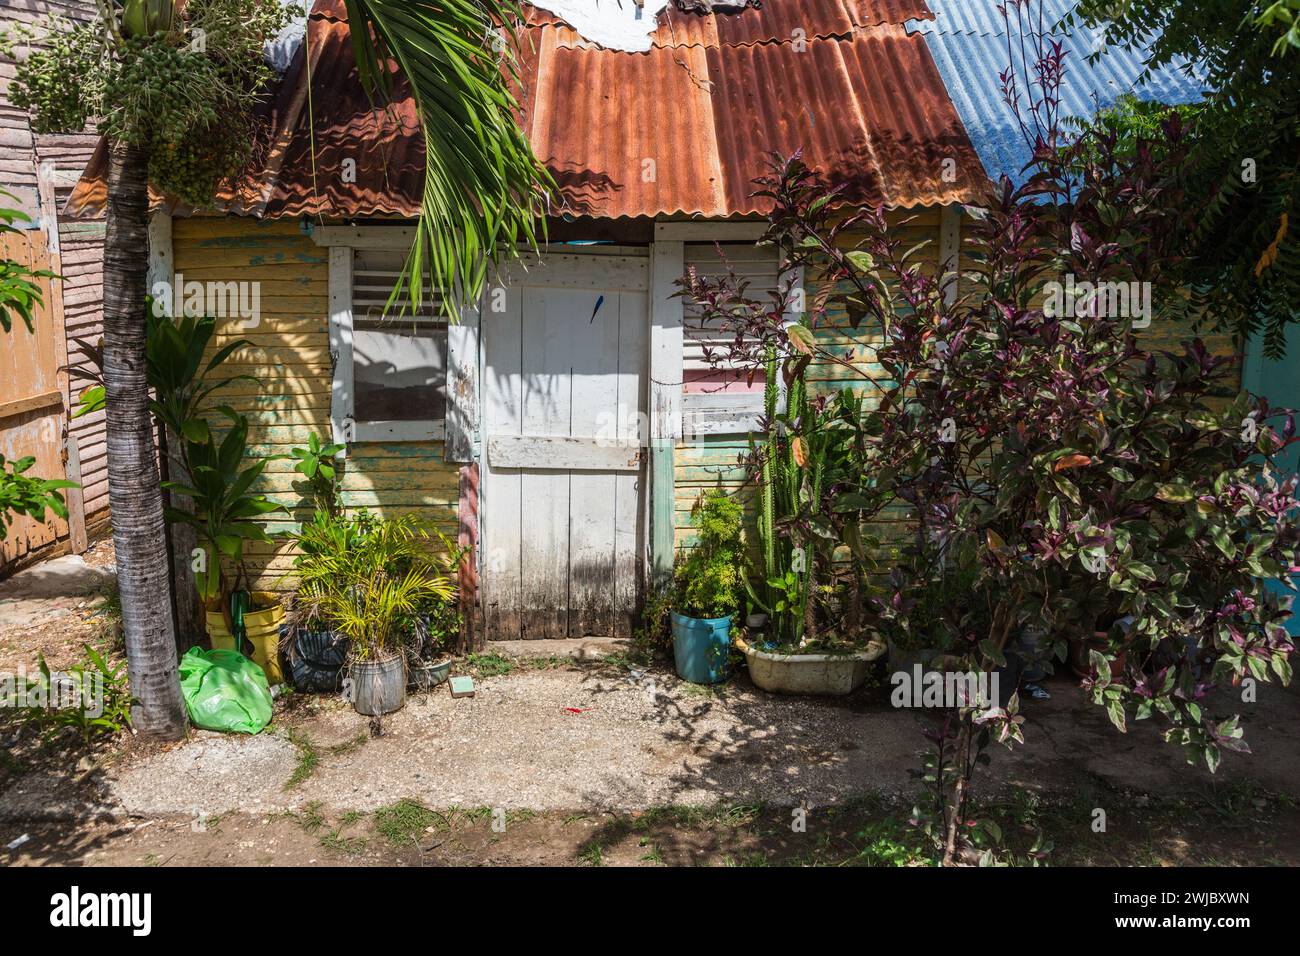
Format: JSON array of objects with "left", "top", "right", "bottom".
[
  {"left": 675, "top": 490, "right": 744, "bottom": 619},
  {"left": 289, "top": 432, "right": 346, "bottom": 516},
  {"left": 10, "top": 1, "right": 298, "bottom": 209},
  {"left": 9, "top": 645, "right": 134, "bottom": 747},
  {"left": 162, "top": 410, "right": 284, "bottom": 603},
  {"left": 0, "top": 454, "right": 76, "bottom": 541}
]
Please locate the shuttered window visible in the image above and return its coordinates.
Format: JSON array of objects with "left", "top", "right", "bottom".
[
  {"left": 681, "top": 242, "right": 788, "bottom": 436},
  {"left": 344, "top": 247, "right": 447, "bottom": 440},
  {"left": 682, "top": 242, "right": 782, "bottom": 370}
]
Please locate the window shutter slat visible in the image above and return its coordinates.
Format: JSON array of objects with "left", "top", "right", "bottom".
[{"left": 682, "top": 243, "right": 781, "bottom": 370}]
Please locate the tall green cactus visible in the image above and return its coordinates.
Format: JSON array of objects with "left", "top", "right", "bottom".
[{"left": 745, "top": 345, "right": 814, "bottom": 646}]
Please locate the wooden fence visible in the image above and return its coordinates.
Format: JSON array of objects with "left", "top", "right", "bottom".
[{"left": 0, "top": 228, "right": 85, "bottom": 568}]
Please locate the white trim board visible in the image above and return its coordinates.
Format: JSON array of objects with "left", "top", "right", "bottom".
[
  {"left": 487, "top": 435, "right": 642, "bottom": 471},
  {"left": 654, "top": 221, "right": 768, "bottom": 242}
]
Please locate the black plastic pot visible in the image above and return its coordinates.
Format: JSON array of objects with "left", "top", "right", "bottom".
[{"left": 286, "top": 627, "right": 351, "bottom": 693}]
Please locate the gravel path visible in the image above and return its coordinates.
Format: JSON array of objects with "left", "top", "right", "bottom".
[{"left": 4, "top": 660, "right": 1296, "bottom": 823}]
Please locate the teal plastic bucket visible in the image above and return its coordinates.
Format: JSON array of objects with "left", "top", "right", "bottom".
[{"left": 671, "top": 612, "right": 733, "bottom": 684}]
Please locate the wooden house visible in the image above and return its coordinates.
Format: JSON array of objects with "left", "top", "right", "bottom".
[{"left": 73, "top": 0, "right": 1237, "bottom": 644}]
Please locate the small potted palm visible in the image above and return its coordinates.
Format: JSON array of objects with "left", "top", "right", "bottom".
[
  {"left": 671, "top": 490, "right": 744, "bottom": 684},
  {"left": 407, "top": 603, "right": 458, "bottom": 691},
  {"left": 296, "top": 511, "right": 454, "bottom": 716}
]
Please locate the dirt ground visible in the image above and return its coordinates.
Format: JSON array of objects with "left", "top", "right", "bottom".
[
  {"left": 5, "top": 786, "right": 1299, "bottom": 867},
  {"left": 3, "top": 547, "right": 1299, "bottom": 866},
  {"left": 0, "top": 538, "right": 118, "bottom": 673}
]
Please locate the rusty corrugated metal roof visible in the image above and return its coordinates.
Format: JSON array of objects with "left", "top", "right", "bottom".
[{"left": 67, "top": 0, "right": 985, "bottom": 220}]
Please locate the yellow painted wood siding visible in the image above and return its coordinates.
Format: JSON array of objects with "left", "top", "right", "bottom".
[{"left": 172, "top": 216, "right": 460, "bottom": 591}]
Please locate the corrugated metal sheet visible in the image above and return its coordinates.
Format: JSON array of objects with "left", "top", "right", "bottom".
[
  {"left": 908, "top": 0, "right": 1207, "bottom": 186},
  {"left": 69, "top": 0, "right": 985, "bottom": 220}
]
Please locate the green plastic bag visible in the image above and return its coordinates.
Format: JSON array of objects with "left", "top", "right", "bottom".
[{"left": 179, "top": 647, "right": 273, "bottom": 734}]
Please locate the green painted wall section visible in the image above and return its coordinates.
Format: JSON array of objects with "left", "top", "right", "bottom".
[{"left": 1244, "top": 326, "right": 1300, "bottom": 634}]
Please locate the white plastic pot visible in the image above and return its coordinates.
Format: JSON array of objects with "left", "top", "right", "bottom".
[{"left": 735, "top": 635, "right": 886, "bottom": 695}]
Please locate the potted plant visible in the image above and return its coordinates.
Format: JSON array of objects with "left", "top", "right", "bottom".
[
  {"left": 285, "top": 509, "right": 356, "bottom": 692},
  {"left": 163, "top": 410, "right": 286, "bottom": 683},
  {"left": 407, "top": 535, "right": 463, "bottom": 691},
  {"left": 282, "top": 433, "right": 351, "bottom": 692},
  {"left": 407, "top": 606, "right": 457, "bottom": 691},
  {"left": 295, "top": 511, "right": 454, "bottom": 716},
  {"left": 671, "top": 489, "right": 744, "bottom": 684},
  {"left": 728, "top": 349, "right": 885, "bottom": 693}
]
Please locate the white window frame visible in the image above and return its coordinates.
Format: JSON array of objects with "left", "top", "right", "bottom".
[{"left": 326, "top": 242, "right": 447, "bottom": 447}]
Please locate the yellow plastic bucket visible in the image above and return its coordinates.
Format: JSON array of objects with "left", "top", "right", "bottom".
[{"left": 207, "top": 591, "right": 285, "bottom": 685}]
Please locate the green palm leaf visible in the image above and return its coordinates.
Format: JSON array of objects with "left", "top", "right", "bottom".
[{"left": 343, "top": 0, "right": 553, "bottom": 317}]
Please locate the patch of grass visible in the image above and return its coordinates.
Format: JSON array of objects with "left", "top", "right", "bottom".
[
  {"left": 319, "top": 827, "right": 367, "bottom": 856},
  {"left": 282, "top": 729, "right": 367, "bottom": 791},
  {"left": 199, "top": 810, "right": 232, "bottom": 836},
  {"left": 638, "top": 838, "right": 662, "bottom": 864},
  {"left": 635, "top": 803, "right": 761, "bottom": 831},
  {"left": 578, "top": 840, "right": 604, "bottom": 866},
  {"left": 373, "top": 798, "right": 443, "bottom": 847},
  {"left": 283, "top": 729, "right": 320, "bottom": 790},
  {"left": 845, "top": 820, "right": 934, "bottom": 867},
  {"left": 450, "top": 805, "right": 495, "bottom": 826},
  {"left": 287, "top": 800, "right": 326, "bottom": 834},
  {"left": 522, "top": 655, "right": 573, "bottom": 670},
  {"left": 465, "top": 653, "right": 515, "bottom": 677}
]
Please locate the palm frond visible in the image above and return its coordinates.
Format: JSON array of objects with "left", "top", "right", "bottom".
[{"left": 343, "top": 0, "right": 552, "bottom": 318}]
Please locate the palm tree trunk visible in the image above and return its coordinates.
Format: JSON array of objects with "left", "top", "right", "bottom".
[
  {"left": 104, "top": 141, "right": 186, "bottom": 740},
  {"left": 159, "top": 425, "right": 205, "bottom": 648}
]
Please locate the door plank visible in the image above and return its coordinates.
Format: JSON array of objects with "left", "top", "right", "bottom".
[
  {"left": 614, "top": 290, "right": 649, "bottom": 637},
  {"left": 487, "top": 435, "right": 640, "bottom": 471},
  {"left": 568, "top": 287, "right": 621, "bottom": 638},
  {"left": 519, "top": 287, "right": 573, "bottom": 639},
  {"left": 481, "top": 285, "right": 524, "bottom": 639}
]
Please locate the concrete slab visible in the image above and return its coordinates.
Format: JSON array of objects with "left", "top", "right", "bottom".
[
  {"left": 0, "top": 554, "right": 115, "bottom": 601},
  {"left": 487, "top": 637, "right": 628, "bottom": 662},
  {"left": 0, "top": 555, "right": 116, "bottom": 633}
]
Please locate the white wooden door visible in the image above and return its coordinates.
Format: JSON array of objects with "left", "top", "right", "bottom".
[{"left": 481, "top": 252, "right": 648, "bottom": 640}]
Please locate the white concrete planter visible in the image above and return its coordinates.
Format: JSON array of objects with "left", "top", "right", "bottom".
[{"left": 735, "top": 635, "right": 886, "bottom": 695}]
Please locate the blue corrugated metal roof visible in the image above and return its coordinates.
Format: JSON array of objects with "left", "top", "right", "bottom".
[{"left": 907, "top": 0, "right": 1207, "bottom": 186}]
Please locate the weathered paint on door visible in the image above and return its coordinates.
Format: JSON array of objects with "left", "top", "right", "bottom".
[{"left": 481, "top": 252, "right": 648, "bottom": 639}]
